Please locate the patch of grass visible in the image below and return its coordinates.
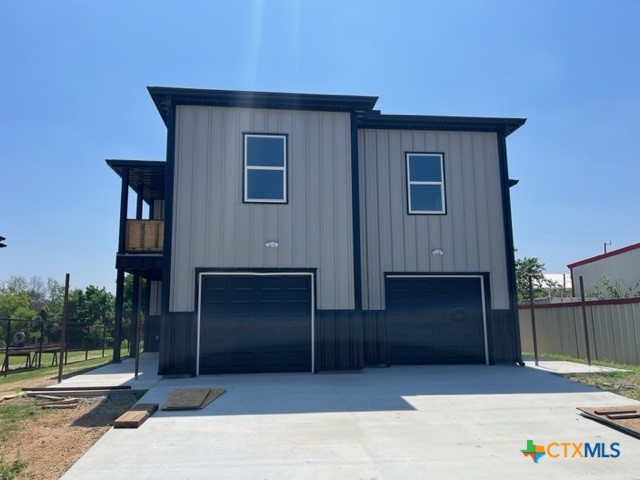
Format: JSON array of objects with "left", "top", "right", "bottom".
[
  {"left": 0, "top": 355, "right": 117, "bottom": 389},
  {"left": 0, "top": 399, "right": 40, "bottom": 444},
  {"left": 0, "top": 457, "right": 27, "bottom": 480},
  {"left": 2, "top": 349, "right": 112, "bottom": 371},
  {"left": 523, "top": 351, "right": 640, "bottom": 401},
  {"left": 567, "top": 370, "right": 640, "bottom": 401}
]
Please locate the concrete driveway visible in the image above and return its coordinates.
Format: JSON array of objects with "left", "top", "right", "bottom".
[{"left": 62, "top": 364, "right": 640, "bottom": 479}]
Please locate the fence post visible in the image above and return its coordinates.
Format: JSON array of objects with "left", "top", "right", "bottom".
[
  {"left": 579, "top": 276, "right": 592, "bottom": 366},
  {"left": 58, "top": 274, "right": 70, "bottom": 383},
  {"left": 102, "top": 323, "right": 106, "bottom": 358},
  {"left": 3, "top": 319, "right": 10, "bottom": 376},
  {"left": 38, "top": 320, "right": 45, "bottom": 368},
  {"left": 529, "top": 276, "right": 539, "bottom": 366}
]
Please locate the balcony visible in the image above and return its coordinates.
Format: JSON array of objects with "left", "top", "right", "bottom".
[{"left": 125, "top": 220, "right": 164, "bottom": 253}]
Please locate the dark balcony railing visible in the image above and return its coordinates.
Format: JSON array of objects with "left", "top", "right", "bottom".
[{"left": 125, "top": 220, "right": 164, "bottom": 252}]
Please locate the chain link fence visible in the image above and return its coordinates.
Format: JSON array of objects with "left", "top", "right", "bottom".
[{"left": 1, "top": 317, "right": 115, "bottom": 376}]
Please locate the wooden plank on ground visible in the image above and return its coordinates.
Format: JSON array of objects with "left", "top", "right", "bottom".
[
  {"left": 114, "top": 403, "right": 158, "bottom": 429},
  {"left": 23, "top": 385, "right": 131, "bottom": 392},
  {"left": 29, "top": 394, "right": 66, "bottom": 401},
  {"left": 42, "top": 403, "right": 78, "bottom": 410}
]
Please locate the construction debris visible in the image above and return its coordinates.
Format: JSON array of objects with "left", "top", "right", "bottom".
[
  {"left": 114, "top": 403, "right": 158, "bottom": 428},
  {"left": 2, "top": 392, "right": 25, "bottom": 401}
]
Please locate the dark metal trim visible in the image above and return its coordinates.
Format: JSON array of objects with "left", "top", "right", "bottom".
[
  {"left": 161, "top": 101, "right": 176, "bottom": 317},
  {"left": 117, "top": 167, "right": 129, "bottom": 254},
  {"left": 350, "top": 115, "right": 362, "bottom": 310},
  {"left": 496, "top": 132, "right": 523, "bottom": 364},
  {"left": 148, "top": 86, "right": 378, "bottom": 126},
  {"left": 360, "top": 114, "right": 526, "bottom": 137},
  {"left": 135, "top": 185, "right": 143, "bottom": 219}
]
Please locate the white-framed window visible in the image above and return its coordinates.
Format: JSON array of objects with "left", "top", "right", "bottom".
[
  {"left": 406, "top": 153, "right": 446, "bottom": 214},
  {"left": 243, "top": 133, "right": 287, "bottom": 203}
]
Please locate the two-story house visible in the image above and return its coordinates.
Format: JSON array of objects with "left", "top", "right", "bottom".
[{"left": 108, "top": 86, "right": 525, "bottom": 375}]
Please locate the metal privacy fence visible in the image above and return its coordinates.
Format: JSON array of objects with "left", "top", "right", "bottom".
[
  {"left": 519, "top": 298, "right": 640, "bottom": 365},
  {"left": 1, "top": 317, "right": 114, "bottom": 375}
]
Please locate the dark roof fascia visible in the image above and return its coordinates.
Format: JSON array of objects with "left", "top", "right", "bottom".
[
  {"left": 567, "top": 242, "right": 640, "bottom": 269},
  {"left": 106, "top": 159, "right": 166, "bottom": 174},
  {"left": 147, "top": 86, "right": 379, "bottom": 126},
  {"left": 106, "top": 159, "right": 166, "bottom": 202},
  {"left": 358, "top": 114, "right": 526, "bottom": 137}
]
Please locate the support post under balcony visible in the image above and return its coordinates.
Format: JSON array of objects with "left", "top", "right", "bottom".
[
  {"left": 118, "top": 167, "right": 129, "bottom": 254},
  {"left": 113, "top": 269, "right": 124, "bottom": 363}
]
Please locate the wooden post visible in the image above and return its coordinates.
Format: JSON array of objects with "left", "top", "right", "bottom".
[
  {"left": 529, "top": 276, "right": 539, "bottom": 366},
  {"left": 58, "top": 274, "right": 70, "bottom": 384},
  {"left": 579, "top": 276, "right": 592, "bottom": 365},
  {"left": 38, "top": 320, "right": 45, "bottom": 368}
]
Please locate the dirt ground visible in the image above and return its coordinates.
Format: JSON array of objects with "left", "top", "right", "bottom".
[{"left": 1, "top": 378, "right": 141, "bottom": 480}]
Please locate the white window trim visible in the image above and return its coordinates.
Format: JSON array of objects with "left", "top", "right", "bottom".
[
  {"left": 244, "top": 134, "right": 287, "bottom": 203},
  {"left": 406, "top": 153, "right": 445, "bottom": 214}
]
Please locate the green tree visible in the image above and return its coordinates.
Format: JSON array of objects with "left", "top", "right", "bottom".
[
  {"left": 67, "top": 285, "right": 115, "bottom": 349},
  {"left": 589, "top": 276, "right": 640, "bottom": 299},
  {"left": 0, "top": 290, "right": 37, "bottom": 319},
  {"left": 514, "top": 256, "right": 564, "bottom": 304}
]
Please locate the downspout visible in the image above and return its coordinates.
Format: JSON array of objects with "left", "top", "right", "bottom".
[{"left": 497, "top": 130, "right": 525, "bottom": 366}]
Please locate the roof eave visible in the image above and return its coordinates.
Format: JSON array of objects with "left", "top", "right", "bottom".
[
  {"left": 147, "top": 86, "right": 379, "bottom": 126},
  {"left": 358, "top": 114, "right": 526, "bottom": 136}
]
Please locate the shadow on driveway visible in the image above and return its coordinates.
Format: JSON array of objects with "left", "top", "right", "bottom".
[{"left": 142, "top": 364, "right": 600, "bottom": 417}]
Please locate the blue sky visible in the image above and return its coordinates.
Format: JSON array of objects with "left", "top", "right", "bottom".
[{"left": 1, "top": 0, "right": 639, "bottom": 292}]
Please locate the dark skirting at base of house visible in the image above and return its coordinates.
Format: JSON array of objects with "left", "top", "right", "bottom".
[{"left": 157, "top": 308, "right": 520, "bottom": 376}]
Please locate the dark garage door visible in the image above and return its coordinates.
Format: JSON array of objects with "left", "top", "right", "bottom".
[
  {"left": 199, "top": 274, "right": 312, "bottom": 374},
  {"left": 386, "top": 276, "right": 486, "bottom": 365}
]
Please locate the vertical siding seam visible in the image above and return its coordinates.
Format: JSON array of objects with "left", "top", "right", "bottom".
[
  {"left": 205, "top": 109, "right": 212, "bottom": 266},
  {"left": 471, "top": 134, "right": 481, "bottom": 270},
  {"left": 220, "top": 108, "right": 227, "bottom": 267},
  {"left": 359, "top": 132, "right": 368, "bottom": 310},
  {"left": 188, "top": 108, "right": 196, "bottom": 309}
]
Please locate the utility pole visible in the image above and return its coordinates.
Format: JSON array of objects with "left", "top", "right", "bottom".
[{"left": 604, "top": 241, "right": 611, "bottom": 254}]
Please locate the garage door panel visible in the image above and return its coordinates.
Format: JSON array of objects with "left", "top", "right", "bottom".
[
  {"left": 200, "top": 274, "right": 312, "bottom": 374},
  {"left": 285, "top": 300, "right": 311, "bottom": 315},
  {"left": 386, "top": 276, "right": 486, "bottom": 365},
  {"left": 258, "top": 300, "right": 283, "bottom": 316},
  {"left": 203, "top": 301, "right": 227, "bottom": 316}
]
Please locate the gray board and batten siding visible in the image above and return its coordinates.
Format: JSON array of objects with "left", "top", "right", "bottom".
[
  {"left": 170, "top": 105, "right": 355, "bottom": 312},
  {"left": 358, "top": 128, "right": 510, "bottom": 311}
]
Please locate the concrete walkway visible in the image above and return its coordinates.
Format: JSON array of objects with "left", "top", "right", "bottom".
[
  {"left": 61, "top": 362, "right": 640, "bottom": 480},
  {"left": 53, "top": 353, "right": 161, "bottom": 391}
]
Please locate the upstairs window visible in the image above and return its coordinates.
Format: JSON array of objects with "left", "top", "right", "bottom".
[
  {"left": 406, "top": 153, "right": 446, "bottom": 214},
  {"left": 244, "top": 134, "right": 287, "bottom": 203}
]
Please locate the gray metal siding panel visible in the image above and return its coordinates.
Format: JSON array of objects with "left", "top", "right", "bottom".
[
  {"left": 149, "top": 281, "right": 162, "bottom": 316},
  {"left": 171, "top": 106, "right": 354, "bottom": 311},
  {"left": 572, "top": 249, "right": 640, "bottom": 298},
  {"left": 358, "top": 129, "right": 509, "bottom": 310},
  {"left": 152, "top": 200, "right": 165, "bottom": 220}
]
